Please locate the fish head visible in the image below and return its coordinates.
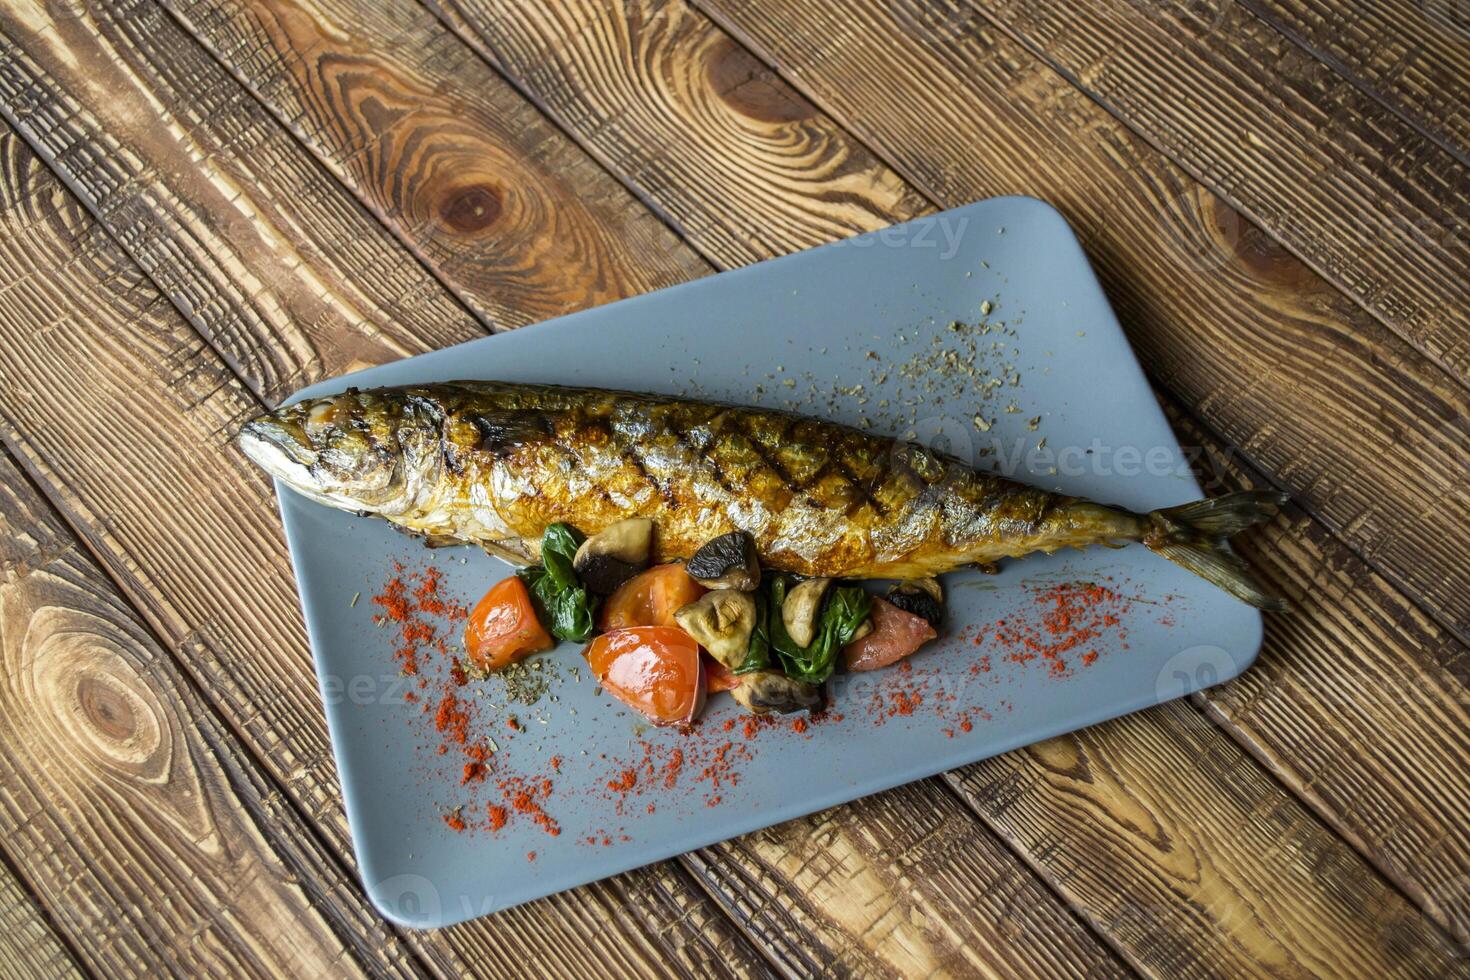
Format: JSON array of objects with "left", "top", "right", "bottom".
[{"left": 238, "top": 388, "right": 443, "bottom": 516}]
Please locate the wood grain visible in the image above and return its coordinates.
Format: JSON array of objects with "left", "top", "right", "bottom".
[
  {"left": 689, "top": 779, "right": 1130, "bottom": 979},
  {"left": 0, "top": 127, "right": 770, "bottom": 980},
  {"left": 0, "top": 450, "right": 423, "bottom": 978},
  {"left": 0, "top": 853, "right": 82, "bottom": 980},
  {"left": 1168, "top": 400, "right": 1470, "bottom": 945},
  {"left": 0, "top": 0, "right": 473, "bottom": 402},
  {"left": 1237, "top": 0, "right": 1470, "bottom": 164},
  {"left": 964, "top": 0, "right": 1470, "bottom": 388},
  {"left": 429, "top": 0, "right": 931, "bottom": 267},
  {"left": 434, "top": 0, "right": 1470, "bottom": 947},
  {"left": 160, "top": 0, "right": 704, "bottom": 331},
  {"left": 946, "top": 700, "right": 1467, "bottom": 979}
]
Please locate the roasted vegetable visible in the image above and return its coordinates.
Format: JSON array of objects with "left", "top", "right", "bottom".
[
  {"left": 885, "top": 578, "right": 944, "bottom": 627},
  {"left": 585, "top": 626, "right": 704, "bottom": 726},
  {"left": 674, "top": 590, "right": 758, "bottom": 668},
  {"left": 598, "top": 563, "right": 706, "bottom": 631},
  {"left": 843, "top": 597, "right": 938, "bottom": 672},
  {"left": 573, "top": 518, "right": 652, "bottom": 594},
  {"left": 768, "top": 576, "right": 871, "bottom": 684},
  {"left": 732, "top": 670, "right": 822, "bottom": 715},
  {"left": 781, "top": 577, "right": 831, "bottom": 648},
  {"left": 463, "top": 576, "right": 555, "bottom": 671},
  {"left": 703, "top": 655, "right": 741, "bottom": 693},
  {"left": 734, "top": 589, "right": 773, "bottom": 675},
  {"left": 686, "top": 531, "right": 761, "bottom": 590},
  {"left": 518, "top": 523, "right": 598, "bottom": 642}
]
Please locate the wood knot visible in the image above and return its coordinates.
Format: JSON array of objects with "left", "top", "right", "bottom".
[
  {"left": 1207, "top": 195, "right": 1311, "bottom": 289},
  {"left": 439, "top": 184, "right": 503, "bottom": 234},
  {"left": 705, "top": 36, "right": 814, "bottom": 123},
  {"left": 77, "top": 673, "right": 138, "bottom": 742}
]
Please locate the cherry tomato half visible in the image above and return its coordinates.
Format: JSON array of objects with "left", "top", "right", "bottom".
[
  {"left": 464, "top": 576, "right": 554, "bottom": 672},
  {"left": 598, "top": 564, "right": 706, "bottom": 631},
  {"left": 585, "top": 626, "right": 705, "bottom": 726}
]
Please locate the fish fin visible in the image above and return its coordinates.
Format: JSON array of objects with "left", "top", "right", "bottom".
[
  {"left": 481, "top": 539, "right": 534, "bottom": 565},
  {"left": 1151, "top": 491, "right": 1286, "bottom": 538},
  {"left": 1144, "top": 491, "right": 1289, "bottom": 611}
]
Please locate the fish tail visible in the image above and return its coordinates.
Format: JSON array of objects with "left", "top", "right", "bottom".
[{"left": 1141, "top": 491, "right": 1289, "bottom": 610}]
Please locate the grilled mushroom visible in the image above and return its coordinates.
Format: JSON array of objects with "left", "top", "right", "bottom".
[
  {"left": 885, "top": 578, "right": 944, "bottom": 627},
  {"left": 572, "top": 518, "right": 653, "bottom": 594},
  {"left": 732, "top": 670, "right": 822, "bottom": 715},
  {"left": 686, "top": 531, "right": 760, "bottom": 590},
  {"left": 781, "top": 577, "right": 832, "bottom": 648},
  {"left": 674, "top": 591, "right": 758, "bottom": 669}
]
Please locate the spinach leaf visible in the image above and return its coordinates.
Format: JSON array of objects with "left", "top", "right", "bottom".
[
  {"left": 768, "top": 575, "right": 871, "bottom": 684},
  {"left": 734, "top": 589, "right": 772, "bottom": 674},
  {"left": 517, "top": 523, "right": 599, "bottom": 642}
]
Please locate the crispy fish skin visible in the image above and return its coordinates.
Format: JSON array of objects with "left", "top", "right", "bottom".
[{"left": 239, "top": 381, "right": 1285, "bottom": 608}]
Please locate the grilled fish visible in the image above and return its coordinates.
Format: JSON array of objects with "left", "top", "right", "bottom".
[{"left": 239, "top": 381, "right": 1285, "bottom": 609}]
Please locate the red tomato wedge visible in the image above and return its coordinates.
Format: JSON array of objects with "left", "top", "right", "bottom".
[
  {"left": 464, "top": 576, "right": 555, "bottom": 672},
  {"left": 585, "top": 627, "right": 705, "bottom": 726},
  {"left": 598, "top": 563, "right": 706, "bottom": 631},
  {"left": 842, "top": 597, "right": 938, "bottom": 672},
  {"left": 702, "top": 654, "right": 741, "bottom": 693}
]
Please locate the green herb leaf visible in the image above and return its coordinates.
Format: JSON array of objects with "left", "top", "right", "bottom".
[
  {"left": 734, "top": 589, "right": 772, "bottom": 674},
  {"left": 767, "top": 575, "right": 871, "bottom": 684},
  {"left": 518, "top": 524, "right": 598, "bottom": 642}
]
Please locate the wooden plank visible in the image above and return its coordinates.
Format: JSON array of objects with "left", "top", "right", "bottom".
[
  {"left": 456, "top": 0, "right": 1470, "bottom": 654},
  {"left": 26, "top": 3, "right": 1142, "bottom": 974},
  {"left": 430, "top": 0, "right": 1470, "bottom": 946},
  {"left": 1167, "top": 400, "right": 1470, "bottom": 945},
  {"left": 0, "top": 853, "right": 83, "bottom": 980},
  {"left": 957, "top": 0, "right": 1470, "bottom": 388},
  {"left": 0, "top": 128, "right": 769, "bottom": 980},
  {"left": 0, "top": 451, "right": 423, "bottom": 978},
  {"left": 0, "top": 0, "right": 699, "bottom": 406},
  {"left": 945, "top": 700, "right": 1466, "bottom": 979},
  {"left": 689, "top": 780, "right": 1130, "bottom": 979},
  {"left": 1236, "top": 0, "right": 1470, "bottom": 164},
  {"left": 158, "top": 0, "right": 704, "bottom": 334},
  {"left": 427, "top": 0, "right": 932, "bottom": 267}
]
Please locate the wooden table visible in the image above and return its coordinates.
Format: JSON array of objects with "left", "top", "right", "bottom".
[{"left": 1, "top": 1, "right": 1468, "bottom": 976}]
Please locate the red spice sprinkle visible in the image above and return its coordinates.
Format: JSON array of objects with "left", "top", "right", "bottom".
[
  {"left": 443, "top": 809, "right": 467, "bottom": 833},
  {"left": 662, "top": 749, "right": 684, "bottom": 789},
  {"left": 983, "top": 582, "right": 1131, "bottom": 676},
  {"left": 791, "top": 718, "right": 808, "bottom": 734},
  {"left": 499, "top": 775, "right": 561, "bottom": 836},
  {"left": 435, "top": 692, "right": 471, "bottom": 746},
  {"left": 526, "top": 851, "right": 536, "bottom": 862},
  {"left": 487, "top": 804, "right": 508, "bottom": 832},
  {"left": 608, "top": 770, "right": 637, "bottom": 793}
]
